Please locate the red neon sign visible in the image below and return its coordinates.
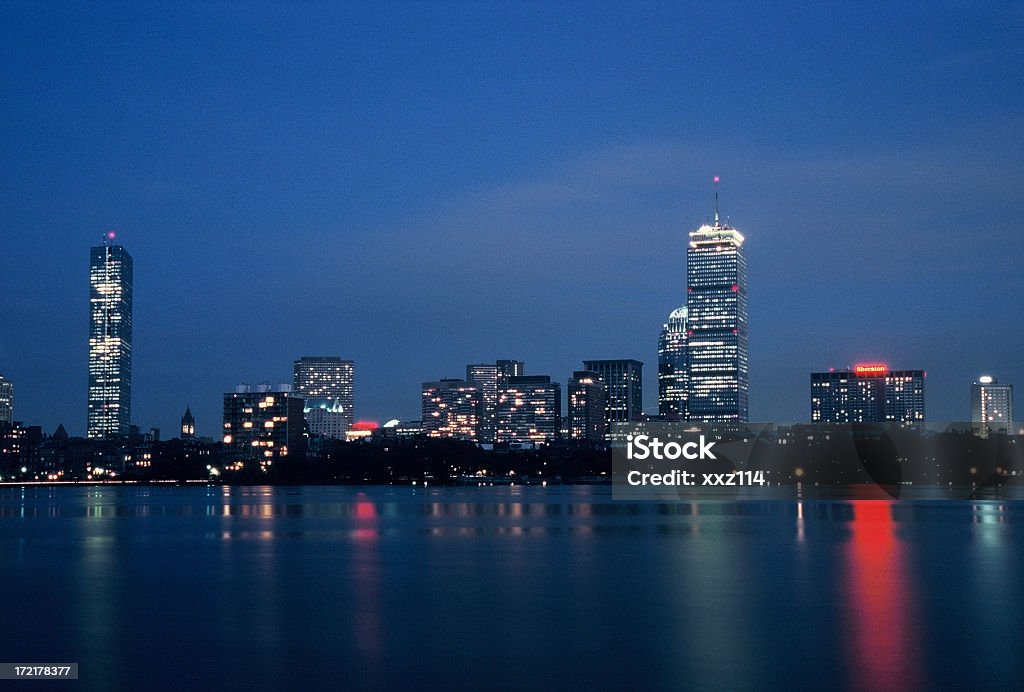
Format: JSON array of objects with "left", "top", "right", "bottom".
[{"left": 854, "top": 364, "right": 888, "bottom": 376}]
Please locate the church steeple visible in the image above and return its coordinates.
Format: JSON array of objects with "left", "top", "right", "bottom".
[{"left": 181, "top": 405, "right": 195, "bottom": 440}]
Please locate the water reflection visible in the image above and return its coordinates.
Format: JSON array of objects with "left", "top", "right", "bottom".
[
  {"left": 844, "top": 501, "right": 921, "bottom": 690},
  {"left": 1, "top": 486, "right": 1023, "bottom": 690}
]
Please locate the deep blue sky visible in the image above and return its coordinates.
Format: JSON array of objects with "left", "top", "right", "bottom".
[{"left": 2, "top": 1, "right": 1022, "bottom": 437}]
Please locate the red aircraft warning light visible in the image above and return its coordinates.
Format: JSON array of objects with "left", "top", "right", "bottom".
[{"left": 854, "top": 364, "right": 888, "bottom": 376}]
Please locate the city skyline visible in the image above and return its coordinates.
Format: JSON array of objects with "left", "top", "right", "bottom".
[
  {"left": 1, "top": 3, "right": 1022, "bottom": 436},
  {"left": 0, "top": 203, "right": 1019, "bottom": 439}
]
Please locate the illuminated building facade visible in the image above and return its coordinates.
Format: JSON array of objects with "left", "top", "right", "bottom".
[
  {"left": 496, "top": 360, "right": 525, "bottom": 387},
  {"left": 568, "top": 370, "right": 607, "bottom": 441},
  {"left": 466, "top": 364, "right": 499, "bottom": 443},
  {"left": 582, "top": 360, "right": 643, "bottom": 429},
  {"left": 811, "top": 364, "right": 925, "bottom": 424},
  {"left": 657, "top": 306, "right": 688, "bottom": 419},
  {"left": 0, "top": 374, "right": 12, "bottom": 427},
  {"left": 88, "top": 237, "right": 133, "bottom": 438},
  {"left": 421, "top": 379, "right": 482, "bottom": 441},
  {"left": 971, "top": 376, "right": 1014, "bottom": 437},
  {"left": 222, "top": 384, "right": 305, "bottom": 467},
  {"left": 292, "top": 357, "right": 355, "bottom": 436},
  {"left": 883, "top": 369, "right": 926, "bottom": 425},
  {"left": 303, "top": 399, "right": 350, "bottom": 439},
  {"left": 496, "top": 375, "right": 561, "bottom": 444},
  {"left": 685, "top": 189, "right": 748, "bottom": 422}
]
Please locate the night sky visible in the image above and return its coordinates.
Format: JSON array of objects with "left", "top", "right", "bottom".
[{"left": 2, "top": 2, "right": 1022, "bottom": 438}]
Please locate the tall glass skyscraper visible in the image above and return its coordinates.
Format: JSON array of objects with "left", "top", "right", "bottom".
[
  {"left": 686, "top": 187, "right": 748, "bottom": 422},
  {"left": 87, "top": 236, "right": 133, "bottom": 438},
  {"left": 657, "top": 306, "right": 688, "bottom": 419}
]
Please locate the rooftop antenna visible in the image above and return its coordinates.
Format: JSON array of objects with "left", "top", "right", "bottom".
[
  {"left": 102, "top": 230, "right": 117, "bottom": 247},
  {"left": 713, "top": 176, "right": 720, "bottom": 225}
]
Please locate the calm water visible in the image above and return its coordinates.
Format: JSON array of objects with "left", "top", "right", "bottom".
[{"left": 0, "top": 485, "right": 1022, "bottom": 691}]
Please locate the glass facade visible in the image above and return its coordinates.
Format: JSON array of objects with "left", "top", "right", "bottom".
[
  {"left": 581, "top": 360, "right": 643, "bottom": 430},
  {"left": 686, "top": 221, "right": 748, "bottom": 422},
  {"left": 293, "top": 357, "right": 355, "bottom": 437},
  {"left": 657, "top": 306, "right": 688, "bottom": 419},
  {"left": 88, "top": 242, "right": 133, "bottom": 438}
]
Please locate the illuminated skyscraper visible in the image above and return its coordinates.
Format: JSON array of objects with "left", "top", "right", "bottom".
[
  {"left": 568, "top": 370, "right": 607, "bottom": 441},
  {"left": 293, "top": 357, "right": 354, "bottom": 436},
  {"left": 421, "top": 379, "right": 482, "bottom": 441},
  {"left": 657, "top": 306, "right": 688, "bottom": 419},
  {"left": 0, "top": 374, "right": 12, "bottom": 427},
  {"left": 466, "top": 364, "right": 499, "bottom": 442},
  {"left": 87, "top": 234, "right": 133, "bottom": 438},
  {"left": 496, "top": 375, "right": 561, "bottom": 444},
  {"left": 686, "top": 179, "right": 748, "bottom": 422},
  {"left": 971, "top": 376, "right": 1014, "bottom": 437}
]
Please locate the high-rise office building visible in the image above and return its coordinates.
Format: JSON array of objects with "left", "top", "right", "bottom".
[
  {"left": 883, "top": 369, "right": 926, "bottom": 425},
  {"left": 496, "top": 375, "right": 561, "bottom": 444},
  {"left": 496, "top": 360, "right": 525, "bottom": 387},
  {"left": 971, "top": 376, "right": 1014, "bottom": 437},
  {"left": 222, "top": 384, "right": 305, "bottom": 467},
  {"left": 686, "top": 181, "right": 748, "bottom": 422},
  {"left": 180, "top": 406, "right": 195, "bottom": 440},
  {"left": 466, "top": 364, "right": 499, "bottom": 443},
  {"left": 0, "top": 374, "right": 12, "bottom": 427},
  {"left": 811, "top": 364, "right": 925, "bottom": 425},
  {"left": 293, "top": 357, "right": 355, "bottom": 436},
  {"left": 582, "top": 360, "right": 643, "bottom": 429},
  {"left": 88, "top": 235, "right": 133, "bottom": 438},
  {"left": 658, "top": 306, "right": 688, "bottom": 420},
  {"left": 421, "top": 379, "right": 482, "bottom": 441},
  {"left": 568, "top": 371, "right": 607, "bottom": 442}
]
